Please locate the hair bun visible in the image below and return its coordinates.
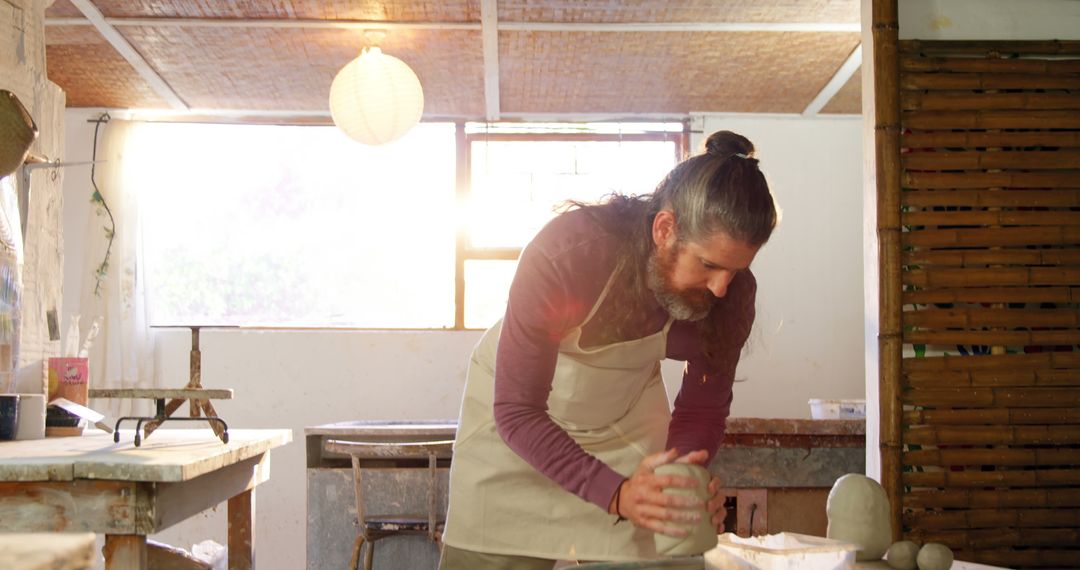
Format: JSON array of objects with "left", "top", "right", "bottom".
[{"left": 705, "top": 130, "right": 755, "bottom": 159}]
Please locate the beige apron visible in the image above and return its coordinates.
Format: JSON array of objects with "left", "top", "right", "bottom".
[{"left": 443, "top": 276, "right": 674, "bottom": 561}]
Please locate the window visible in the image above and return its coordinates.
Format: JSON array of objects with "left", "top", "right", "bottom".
[
  {"left": 130, "top": 121, "right": 683, "bottom": 329},
  {"left": 460, "top": 123, "right": 683, "bottom": 328},
  {"left": 134, "top": 122, "right": 457, "bottom": 328}
]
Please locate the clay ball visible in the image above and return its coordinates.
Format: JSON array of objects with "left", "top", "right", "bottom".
[
  {"left": 886, "top": 540, "right": 920, "bottom": 570},
  {"left": 652, "top": 463, "right": 717, "bottom": 556},
  {"left": 916, "top": 542, "right": 954, "bottom": 570},
  {"left": 826, "top": 474, "right": 893, "bottom": 561}
]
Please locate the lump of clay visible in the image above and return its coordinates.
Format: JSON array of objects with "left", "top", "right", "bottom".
[
  {"left": 825, "top": 473, "right": 892, "bottom": 561},
  {"left": 916, "top": 542, "right": 953, "bottom": 570},
  {"left": 653, "top": 463, "right": 718, "bottom": 556},
  {"left": 885, "top": 540, "right": 920, "bottom": 570}
]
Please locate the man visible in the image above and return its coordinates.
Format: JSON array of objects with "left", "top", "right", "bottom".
[{"left": 440, "top": 130, "right": 778, "bottom": 569}]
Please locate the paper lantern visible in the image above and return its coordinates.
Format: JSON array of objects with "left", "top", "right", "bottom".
[{"left": 329, "top": 46, "right": 424, "bottom": 145}]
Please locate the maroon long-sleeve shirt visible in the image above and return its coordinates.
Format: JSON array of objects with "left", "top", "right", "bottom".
[{"left": 492, "top": 208, "right": 757, "bottom": 511}]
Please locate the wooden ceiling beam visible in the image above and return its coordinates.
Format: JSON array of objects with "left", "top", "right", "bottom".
[
  {"left": 803, "top": 43, "right": 862, "bottom": 116},
  {"left": 499, "top": 22, "right": 860, "bottom": 33},
  {"left": 480, "top": 0, "right": 500, "bottom": 121},
  {"left": 83, "top": 109, "right": 692, "bottom": 123},
  {"left": 46, "top": 18, "right": 859, "bottom": 34},
  {"left": 66, "top": 0, "right": 188, "bottom": 110},
  {"left": 46, "top": 17, "right": 479, "bottom": 30}
]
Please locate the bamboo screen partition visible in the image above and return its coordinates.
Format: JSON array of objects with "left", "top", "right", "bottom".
[{"left": 884, "top": 38, "right": 1080, "bottom": 569}]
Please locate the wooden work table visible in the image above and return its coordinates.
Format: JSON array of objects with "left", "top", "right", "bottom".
[
  {"left": 305, "top": 418, "right": 864, "bottom": 569},
  {"left": 0, "top": 428, "right": 292, "bottom": 569},
  {"left": 0, "top": 533, "right": 95, "bottom": 570},
  {"left": 306, "top": 419, "right": 456, "bottom": 469},
  {"left": 710, "top": 418, "right": 865, "bottom": 538}
]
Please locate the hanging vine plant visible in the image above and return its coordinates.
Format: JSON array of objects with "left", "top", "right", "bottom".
[{"left": 90, "top": 113, "right": 114, "bottom": 297}]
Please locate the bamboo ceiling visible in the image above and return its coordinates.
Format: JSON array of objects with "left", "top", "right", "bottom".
[{"left": 43, "top": 0, "right": 863, "bottom": 119}]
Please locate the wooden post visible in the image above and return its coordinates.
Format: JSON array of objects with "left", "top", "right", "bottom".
[
  {"left": 190, "top": 326, "right": 202, "bottom": 417},
  {"left": 228, "top": 488, "right": 255, "bottom": 570},
  {"left": 454, "top": 122, "right": 468, "bottom": 330},
  {"left": 872, "top": 0, "right": 903, "bottom": 543},
  {"left": 104, "top": 534, "right": 148, "bottom": 570}
]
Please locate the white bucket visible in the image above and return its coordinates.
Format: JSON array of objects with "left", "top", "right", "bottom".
[{"left": 808, "top": 399, "right": 866, "bottom": 420}]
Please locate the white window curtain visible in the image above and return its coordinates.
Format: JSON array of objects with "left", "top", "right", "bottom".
[{"left": 79, "top": 119, "right": 159, "bottom": 418}]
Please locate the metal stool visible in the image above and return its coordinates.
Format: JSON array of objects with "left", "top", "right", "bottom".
[{"left": 324, "top": 438, "right": 453, "bottom": 570}]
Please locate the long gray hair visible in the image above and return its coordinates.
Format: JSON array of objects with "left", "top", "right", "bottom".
[
  {"left": 574, "top": 130, "right": 777, "bottom": 345},
  {"left": 649, "top": 130, "right": 776, "bottom": 247}
]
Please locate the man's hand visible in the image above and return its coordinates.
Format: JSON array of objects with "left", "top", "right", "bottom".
[
  {"left": 675, "top": 448, "right": 727, "bottom": 532},
  {"left": 706, "top": 475, "right": 726, "bottom": 532},
  {"left": 608, "top": 449, "right": 704, "bottom": 537}
]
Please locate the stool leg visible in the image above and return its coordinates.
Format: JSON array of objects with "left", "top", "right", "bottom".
[
  {"left": 363, "top": 539, "right": 374, "bottom": 570},
  {"left": 348, "top": 535, "right": 365, "bottom": 570}
]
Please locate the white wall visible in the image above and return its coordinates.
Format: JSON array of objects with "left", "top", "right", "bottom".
[
  {"left": 62, "top": 110, "right": 865, "bottom": 567},
  {"left": 149, "top": 327, "right": 482, "bottom": 569},
  {"left": 899, "top": 0, "right": 1080, "bottom": 40},
  {"left": 861, "top": 0, "right": 883, "bottom": 481},
  {"left": 675, "top": 115, "right": 867, "bottom": 419},
  {"left": 61, "top": 111, "right": 94, "bottom": 331}
]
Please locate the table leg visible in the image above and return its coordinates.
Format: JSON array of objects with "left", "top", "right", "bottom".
[
  {"left": 228, "top": 487, "right": 255, "bottom": 569},
  {"left": 104, "top": 534, "right": 148, "bottom": 570},
  {"left": 200, "top": 399, "right": 227, "bottom": 438}
]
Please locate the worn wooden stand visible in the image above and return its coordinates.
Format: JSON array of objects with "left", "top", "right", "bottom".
[
  {"left": 90, "top": 388, "right": 232, "bottom": 446},
  {"left": 90, "top": 326, "right": 233, "bottom": 446}
]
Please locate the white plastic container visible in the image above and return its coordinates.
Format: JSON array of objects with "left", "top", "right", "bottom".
[
  {"left": 808, "top": 399, "right": 866, "bottom": 420},
  {"left": 14, "top": 393, "right": 45, "bottom": 440},
  {"left": 705, "top": 532, "right": 856, "bottom": 570}
]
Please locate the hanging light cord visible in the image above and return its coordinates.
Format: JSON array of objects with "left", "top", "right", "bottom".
[{"left": 89, "top": 113, "right": 114, "bottom": 297}]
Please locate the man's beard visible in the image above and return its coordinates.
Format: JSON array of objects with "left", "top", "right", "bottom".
[{"left": 646, "top": 243, "right": 715, "bottom": 321}]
